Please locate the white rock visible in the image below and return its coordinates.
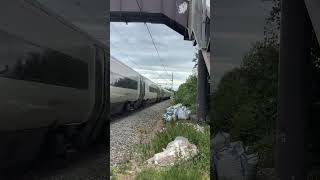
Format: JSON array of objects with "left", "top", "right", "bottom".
[{"left": 147, "top": 136, "right": 198, "bottom": 167}]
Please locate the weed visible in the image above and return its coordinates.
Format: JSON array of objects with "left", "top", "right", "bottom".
[
  {"left": 135, "top": 122, "right": 210, "bottom": 180},
  {"left": 111, "top": 160, "right": 132, "bottom": 179}
]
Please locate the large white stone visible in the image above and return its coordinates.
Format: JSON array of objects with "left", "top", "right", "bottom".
[{"left": 147, "top": 136, "right": 198, "bottom": 167}]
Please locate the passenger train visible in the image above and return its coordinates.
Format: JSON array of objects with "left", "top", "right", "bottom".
[
  {"left": 0, "top": 0, "right": 172, "bottom": 169},
  {"left": 0, "top": 0, "right": 110, "bottom": 169},
  {"left": 110, "top": 56, "right": 172, "bottom": 114}
]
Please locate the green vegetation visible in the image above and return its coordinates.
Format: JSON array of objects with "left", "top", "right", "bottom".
[
  {"left": 136, "top": 121, "right": 210, "bottom": 180},
  {"left": 135, "top": 165, "right": 207, "bottom": 180},
  {"left": 211, "top": 42, "right": 278, "bottom": 167},
  {"left": 174, "top": 74, "right": 197, "bottom": 113},
  {"left": 209, "top": 0, "right": 320, "bottom": 169},
  {"left": 111, "top": 160, "right": 132, "bottom": 179}
]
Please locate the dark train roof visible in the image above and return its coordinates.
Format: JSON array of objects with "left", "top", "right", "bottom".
[
  {"left": 25, "top": 0, "right": 107, "bottom": 49},
  {"left": 111, "top": 55, "right": 162, "bottom": 88}
]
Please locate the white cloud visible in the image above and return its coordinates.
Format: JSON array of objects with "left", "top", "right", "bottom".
[{"left": 111, "top": 22, "right": 197, "bottom": 90}]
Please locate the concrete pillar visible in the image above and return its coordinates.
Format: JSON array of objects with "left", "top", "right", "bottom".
[
  {"left": 197, "top": 50, "right": 208, "bottom": 123},
  {"left": 276, "top": 0, "right": 312, "bottom": 179}
]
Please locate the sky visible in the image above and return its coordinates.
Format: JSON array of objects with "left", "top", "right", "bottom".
[{"left": 111, "top": 22, "right": 197, "bottom": 90}]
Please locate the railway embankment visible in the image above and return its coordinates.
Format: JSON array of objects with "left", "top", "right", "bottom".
[
  {"left": 111, "top": 100, "right": 210, "bottom": 180},
  {"left": 110, "top": 100, "right": 172, "bottom": 167}
]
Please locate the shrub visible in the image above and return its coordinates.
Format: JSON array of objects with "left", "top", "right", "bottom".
[
  {"left": 210, "top": 42, "right": 278, "bottom": 167},
  {"left": 174, "top": 74, "right": 197, "bottom": 113}
]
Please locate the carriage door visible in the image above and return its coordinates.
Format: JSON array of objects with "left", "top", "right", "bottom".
[{"left": 139, "top": 76, "right": 145, "bottom": 101}]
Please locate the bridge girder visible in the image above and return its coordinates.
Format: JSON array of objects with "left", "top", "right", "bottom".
[{"left": 110, "top": 0, "right": 210, "bottom": 74}]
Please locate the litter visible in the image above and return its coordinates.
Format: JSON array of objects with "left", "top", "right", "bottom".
[
  {"left": 211, "top": 131, "right": 230, "bottom": 151},
  {"left": 212, "top": 132, "right": 258, "bottom": 180},
  {"left": 163, "top": 104, "right": 192, "bottom": 123}
]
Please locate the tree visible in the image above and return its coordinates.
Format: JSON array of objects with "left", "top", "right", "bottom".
[
  {"left": 174, "top": 74, "right": 197, "bottom": 113},
  {"left": 192, "top": 52, "right": 199, "bottom": 69},
  {"left": 211, "top": 42, "right": 278, "bottom": 167},
  {"left": 264, "top": 0, "right": 280, "bottom": 45}
]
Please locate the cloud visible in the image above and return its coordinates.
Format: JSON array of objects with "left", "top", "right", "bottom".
[{"left": 111, "top": 22, "right": 197, "bottom": 90}]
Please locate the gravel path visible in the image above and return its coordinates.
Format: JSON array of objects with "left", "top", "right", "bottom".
[{"left": 110, "top": 100, "right": 171, "bottom": 167}]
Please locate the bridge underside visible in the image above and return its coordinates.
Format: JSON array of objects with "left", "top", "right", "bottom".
[
  {"left": 110, "top": 13, "right": 210, "bottom": 74},
  {"left": 110, "top": 12, "right": 189, "bottom": 39},
  {"left": 110, "top": 0, "right": 210, "bottom": 74}
]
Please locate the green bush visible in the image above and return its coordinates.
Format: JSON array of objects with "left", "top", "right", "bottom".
[
  {"left": 135, "top": 165, "right": 206, "bottom": 180},
  {"left": 174, "top": 74, "right": 197, "bottom": 113},
  {"left": 211, "top": 42, "right": 278, "bottom": 167}
]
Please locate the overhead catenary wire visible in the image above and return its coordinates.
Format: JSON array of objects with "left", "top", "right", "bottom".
[
  {"left": 111, "top": 21, "right": 171, "bottom": 86},
  {"left": 144, "top": 23, "right": 170, "bottom": 77},
  {"left": 134, "top": 0, "right": 171, "bottom": 79}
]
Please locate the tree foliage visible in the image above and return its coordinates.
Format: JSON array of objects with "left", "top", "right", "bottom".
[
  {"left": 210, "top": 0, "right": 320, "bottom": 168},
  {"left": 174, "top": 74, "right": 197, "bottom": 113},
  {"left": 211, "top": 42, "right": 279, "bottom": 167},
  {"left": 264, "top": 0, "right": 280, "bottom": 45}
]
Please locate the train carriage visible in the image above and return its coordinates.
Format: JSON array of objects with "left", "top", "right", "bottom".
[
  {"left": 110, "top": 56, "right": 141, "bottom": 114},
  {"left": 0, "top": 0, "right": 172, "bottom": 169},
  {"left": 110, "top": 56, "right": 172, "bottom": 115},
  {"left": 0, "top": 0, "right": 108, "bottom": 168}
]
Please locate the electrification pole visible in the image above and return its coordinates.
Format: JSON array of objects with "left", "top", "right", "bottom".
[
  {"left": 276, "top": 0, "right": 312, "bottom": 179},
  {"left": 171, "top": 72, "right": 173, "bottom": 90}
]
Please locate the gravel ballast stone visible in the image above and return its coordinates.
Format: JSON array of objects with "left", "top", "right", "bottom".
[{"left": 111, "top": 100, "right": 171, "bottom": 167}]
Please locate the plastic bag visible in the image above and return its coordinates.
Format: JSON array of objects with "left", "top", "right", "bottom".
[
  {"left": 212, "top": 132, "right": 230, "bottom": 151},
  {"left": 177, "top": 108, "right": 187, "bottom": 120},
  {"left": 212, "top": 132, "right": 258, "bottom": 180}
]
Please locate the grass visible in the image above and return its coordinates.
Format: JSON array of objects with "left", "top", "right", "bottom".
[
  {"left": 135, "top": 165, "right": 207, "bottom": 180},
  {"left": 135, "top": 121, "right": 210, "bottom": 180},
  {"left": 111, "top": 160, "right": 132, "bottom": 179}
]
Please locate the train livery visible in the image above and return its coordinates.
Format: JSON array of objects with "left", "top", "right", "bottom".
[
  {"left": 0, "top": 0, "right": 172, "bottom": 169},
  {"left": 0, "top": 0, "right": 110, "bottom": 168},
  {"left": 110, "top": 56, "right": 172, "bottom": 114}
]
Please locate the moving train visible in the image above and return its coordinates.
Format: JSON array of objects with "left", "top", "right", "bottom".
[
  {"left": 0, "top": 0, "right": 172, "bottom": 169},
  {"left": 0, "top": 0, "right": 109, "bottom": 169},
  {"left": 110, "top": 56, "right": 172, "bottom": 114}
]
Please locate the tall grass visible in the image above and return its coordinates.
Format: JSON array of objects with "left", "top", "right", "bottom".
[{"left": 136, "top": 121, "right": 210, "bottom": 180}]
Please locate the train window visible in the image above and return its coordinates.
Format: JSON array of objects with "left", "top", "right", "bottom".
[
  {"left": 149, "top": 86, "right": 158, "bottom": 93},
  {"left": 0, "top": 31, "right": 88, "bottom": 89},
  {"left": 110, "top": 72, "right": 138, "bottom": 90}
]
